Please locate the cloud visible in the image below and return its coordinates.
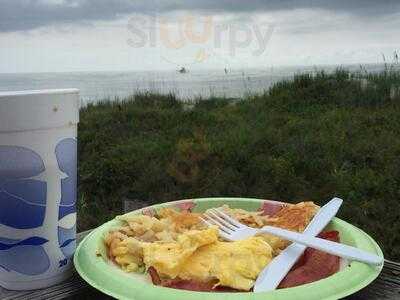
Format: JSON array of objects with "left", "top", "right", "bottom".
[{"left": 1, "top": 0, "right": 399, "bottom": 32}]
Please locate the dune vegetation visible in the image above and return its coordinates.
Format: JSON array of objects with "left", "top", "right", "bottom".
[{"left": 78, "top": 68, "right": 400, "bottom": 260}]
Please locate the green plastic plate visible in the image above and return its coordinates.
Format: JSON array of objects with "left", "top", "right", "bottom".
[{"left": 74, "top": 197, "right": 384, "bottom": 300}]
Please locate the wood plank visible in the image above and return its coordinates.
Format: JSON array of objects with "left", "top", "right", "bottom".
[{"left": 345, "top": 260, "right": 400, "bottom": 300}]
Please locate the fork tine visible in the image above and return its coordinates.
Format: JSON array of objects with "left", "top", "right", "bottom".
[
  {"left": 200, "top": 216, "right": 233, "bottom": 241},
  {"left": 216, "top": 230, "right": 233, "bottom": 241},
  {"left": 207, "top": 210, "right": 237, "bottom": 230},
  {"left": 214, "top": 208, "right": 243, "bottom": 227},
  {"left": 200, "top": 215, "right": 219, "bottom": 228},
  {"left": 199, "top": 216, "right": 213, "bottom": 227},
  {"left": 203, "top": 214, "right": 232, "bottom": 234}
]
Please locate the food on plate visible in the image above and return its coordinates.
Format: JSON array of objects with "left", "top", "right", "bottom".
[
  {"left": 103, "top": 201, "right": 340, "bottom": 292},
  {"left": 279, "top": 231, "right": 340, "bottom": 288},
  {"left": 143, "top": 227, "right": 272, "bottom": 291},
  {"left": 222, "top": 201, "right": 318, "bottom": 254}
]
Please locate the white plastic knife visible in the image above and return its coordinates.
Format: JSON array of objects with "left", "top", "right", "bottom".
[{"left": 253, "top": 197, "right": 343, "bottom": 292}]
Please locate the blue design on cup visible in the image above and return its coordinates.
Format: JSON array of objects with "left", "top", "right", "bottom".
[
  {"left": 55, "top": 139, "right": 77, "bottom": 219},
  {"left": 58, "top": 225, "right": 76, "bottom": 259},
  {"left": 0, "top": 146, "right": 46, "bottom": 229},
  {"left": 58, "top": 205, "right": 76, "bottom": 221},
  {"left": 0, "top": 236, "right": 50, "bottom": 275},
  {"left": 55, "top": 138, "right": 77, "bottom": 259}
]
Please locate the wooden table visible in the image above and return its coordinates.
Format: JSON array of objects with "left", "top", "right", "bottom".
[{"left": 1, "top": 230, "right": 399, "bottom": 300}]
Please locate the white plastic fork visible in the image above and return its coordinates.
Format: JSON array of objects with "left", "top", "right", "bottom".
[{"left": 201, "top": 207, "right": 383, "bottom": 266}]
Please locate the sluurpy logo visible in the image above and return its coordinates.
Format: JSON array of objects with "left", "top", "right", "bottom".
[
  {"left": 55, "top": 139, "right": 77, "bottom": 261},
  {"left": 127, "top": 14, "right": 275, "bottom": 67},
  {"left": 0, "top": 146, "right": 50, "bottom": 275}
]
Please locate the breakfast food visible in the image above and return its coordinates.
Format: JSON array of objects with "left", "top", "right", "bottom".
[
  {"left": 279, "top": 231, "right": 340, "bottom": 288},
  {"left": 103, "top": 201, "right": 340, "bottom": 292}
]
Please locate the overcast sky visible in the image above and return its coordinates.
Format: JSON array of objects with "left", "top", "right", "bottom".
[{"left": 0, "top": 0, "right": 399, "bottom": 73}]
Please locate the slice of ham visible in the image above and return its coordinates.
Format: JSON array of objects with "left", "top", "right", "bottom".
[
  {"left": 147, "top": 231, "right": 341, "bottom": 292},
  {"left": 278, "top": 231, "right": 340, "bottom": 289},
  {"left": 148, "top": 267, "right": 162, "bottom": 286},
  {"left": 259, "top": 201, "right": 285, "bottom": 216},
  {"left": 175, "top": 201, "right": 196, "bottom": 213},
  {"left": 148, "top": 267, "right": 241, "bottom": 292},
  {"left": 163, "top": 280, "right": 215, "bottom": 291}
]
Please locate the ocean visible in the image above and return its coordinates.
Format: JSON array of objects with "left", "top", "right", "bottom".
[{"left": 0, "top": 64, "right": 386, "bottom": 105}]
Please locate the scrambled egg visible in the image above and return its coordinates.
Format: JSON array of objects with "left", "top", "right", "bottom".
[
  {"left": 142, "top": 227, "right": 273, "bottom": 291},
  {"left": 105, "top": 202, "right": 317, "bottom": 291}
]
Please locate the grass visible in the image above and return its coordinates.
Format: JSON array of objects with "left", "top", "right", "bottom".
[{"left": 77, "top": 68, "right": 400, "bottom": 260}]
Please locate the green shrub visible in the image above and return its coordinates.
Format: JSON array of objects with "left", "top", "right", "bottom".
[{"left": 78, "top": 69, "right": 400, "bottom": 260}]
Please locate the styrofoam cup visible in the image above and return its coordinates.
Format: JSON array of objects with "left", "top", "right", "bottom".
[{"left": 0, "top": 89, "right": 79, "bottom": 290}]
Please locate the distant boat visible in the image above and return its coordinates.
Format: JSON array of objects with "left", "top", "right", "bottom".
[{"left": 178, "top": 67, "right": 188, "bottom": 74}]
